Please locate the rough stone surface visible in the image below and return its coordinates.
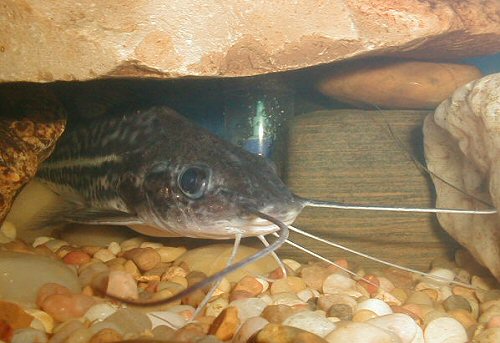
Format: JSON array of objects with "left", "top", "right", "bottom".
[
  {"left": 423, "top": 73, "right": 500, "bottom": 281},
  {"left": 1, "top": 1, "right": 499, "bottom": 82},
  {"left": 0, "top": 85, "right": 66, "bottom": 224},
  {"left": 317, "top": 60, "right": 483, "bottom": 109}
]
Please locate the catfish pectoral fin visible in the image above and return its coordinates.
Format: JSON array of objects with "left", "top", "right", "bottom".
[{"left": 29, "top": 204, "right": 143, "bottom": 230}]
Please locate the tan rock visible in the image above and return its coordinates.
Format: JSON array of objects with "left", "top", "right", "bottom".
[
  {"left": 123, "top": 247, "right": 161, "bottom": 272},
  {"left": 0, "top": 85, "right": 65, "bottom": 224},
  {"left": 1, "top": 1, "right": 499, "bottom": 82},
  {"left": 0, "top": 300, "right": 34, "bottom": 330},
  {"left": 423, "top": 73, "right": 500, "bottom": 281},
  {"left": 317, "top": 60, "right": 482, "bottom": 109},
  {"left": 175, "top": 244, "right": 278, "bottom": 282},
  {"left": 208, "top": 306, "right": 240, "bottom": 341},
  {"left": 249, "top": 323, "right": 329, "bottom": 343}
]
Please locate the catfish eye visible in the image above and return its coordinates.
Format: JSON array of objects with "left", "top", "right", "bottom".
[{"left": 178, "top": 166, "right": 210, "bottom": 199}]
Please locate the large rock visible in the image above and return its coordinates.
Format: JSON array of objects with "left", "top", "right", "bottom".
[
  {"left": 317, "top": 60, "right": 483, "bottom": 109},
  {"left": 0, "top": 85, "right": 66, "bottom": 224},
  {"left": 423, "top": 73, "right": 500, "bottom": 281},
  {"left": 1, "top": 0, "right": 499, "bottom": 82}
]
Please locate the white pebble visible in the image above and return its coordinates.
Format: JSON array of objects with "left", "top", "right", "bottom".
[
  {"left": 256, "top": 277, "right": 270, "bottom": 293},
  {"left": 423, "top": 317, "right": 468, "bottom": 343},
  {"left": 32, "top": 236, "right": 54, "bottom": 248},
  {"left": 156, "top": 246, "right": 187, "bottom": 263},
  {"left": 323, "top": 273, "right": 356, "bottom": 294},
  {"left": 258, "top": 294, "right": 273, "bottom": 305},
  {"left": 43, "top": 239, "right": 68, "bottom": 252},
  {"left": 367, "top": 314, "right": 423, "bottom": 343},
  {"left": 107, "top": 241, "right": 121, "bottom": 255},
  {"left": 230, "top": 297, "right": 268, "bottom": 322},
  {"left": 0, "top": 231, "right": 12, "bottom": 244},
  {"left": 297, "top": 288, "right": 320, "bottom": 303},
  {"left": 25, "top": 309, "right": 54, "bottom": 333},
  {"left": 283, "top": 310, "right": 336, "bottom": 337},
  {"left": 282, "top": 259, "right": 302, "bottom": 272},
  {"left": 84, "top": 303, "right": 118, "bottom": 323},
  {"left": 11, "top": 328, "right": 48, "bottom": 343},
  {"left": 233, "top": 317, "right": 269, "bottom": 343},
  {"left": 425, "top": 268, "right": 456, "bottom": 285},
  {"left": 50, "top": 320, "right": 85, "bottom": 343},
  {"left": 93, "top": 248, "right": 116, "bottom": 262},
  {"left": 147, "top": 311, "right": 187, "bottom": 329},
  {"left": 0, "top": 221, "right": 16, "bottom": 240},
  {"left": 325, "top": 321, "right": 401, "bottom": 343},
  {"left": 65, "top": 327, "right": 93, "bottom": 343},
  {"left": 356, "top": 299, "right": 393, "bottom": 316},
  {"left": 271, "top": 292, "right": 305, "bottom": 306}
]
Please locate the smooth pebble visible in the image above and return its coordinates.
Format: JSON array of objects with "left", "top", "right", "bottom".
[
  {"left": 325, "top": 321, "right": 401, "bottom": 343},
  {"left": 323, "top": 273, "right": 356, "bottom": 294},
  {"left": 233, "top": 316, "right": 269, "bottom": 343},
  {"left": 423, "top": 317, "right": 467, "bottom": 343},
  {"left": 283, "top": 310, "right": 336, "bottom": 337},
  {"left": 230, "top": 297, "right": 268, "bottom": 322},
  {"left": 356, "top": 299, "right": 393, "bottom": 316}
]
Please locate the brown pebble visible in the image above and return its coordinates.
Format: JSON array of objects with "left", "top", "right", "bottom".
[
  {"left": 448, "top": 309, "right": 477, "bottom": 329},
  {"left": 262, "top": 304, "right": 296, "bottom": 324},
  {"left": 124, "top": 260, "right": 141, "bottom": 278},
  {"left": 173, "top": 322, "right": 208, "bottom": 342},
  {"left": 249, "top": 323, "right": 328, "bottom": 343},
  {"left": 55, "top": 245, "right": 75, "bottom": 259},
  {"left": 208, "top": 306, "right": 240, "bottom": 341},
  {"left": 89, "top": 328, "right": 123, "bottom": 343},
  {"left": 327, "top": 303, "right": 353, "bottom": 321},
  {"left": 63, "top": 250, "right": 91, "bottom": 265},
  {"left": 317, "top": 294, "right": 356, "bottom": 313},
  {"left": 352, "top": 309, "right": 377, "bottom": 322},
  {"left": 0, "top": 300, "right": 34, "bottom": 330},
  {"left": 233, "top": 276, "right": 264, "bottom": 297},
  {"left": 443, "top": 295, "right": 472, "bottom": 313},
  {"left": 2, "top": 240, "right": 34, "bottom": 254},
  {"left": 300, "top": 265, "right": 330, "bottom": 291},
  {"left": 123, "top": 247, "right": 161, "bottom": 272},
  {"left": 383, "top": 269, "right": 414, "bottom": 289}
]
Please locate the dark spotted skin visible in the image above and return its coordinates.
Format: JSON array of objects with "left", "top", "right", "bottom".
[{"left": 37, "top": 107, "right": 303, "bottom": 238}]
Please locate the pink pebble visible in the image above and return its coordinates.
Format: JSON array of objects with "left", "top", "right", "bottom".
[
  {"left": 36, "top": 283, "right": 72, "bottom": 307},
  {"left": 63, "top": 251, "right": 91, "bottom": 265},
  {"left": 107, "top": 270, "right": 139, "bottom": 300},
  {"left": 41, "top": 293, "right": 95, "bottom": 322},
  {"left": 487, "top": 315, "right": 500, "bottom": 329}
]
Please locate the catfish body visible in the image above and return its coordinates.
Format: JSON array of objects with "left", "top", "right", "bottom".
[{"left": 36, "top": 107, "right": 303, "bottom": 239}]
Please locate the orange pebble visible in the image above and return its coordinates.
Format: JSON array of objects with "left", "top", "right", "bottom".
[
  {"left": 36, "top": 283, "right": 72, "bottom": 307},
  {"left": 326, "top": 259, "right": 350, "bottom": 273},
  {"left": 358, "top": 275, "right": 380, "bottom": 295},
  {"left": 41, "top": 293, "right": 95, "bottom": 322},
  {"left": 63, "top": 251, "right": 91, "bottom": 265},
  {"left": 0, "top": 320, "right": 13, "bottom": 342}
]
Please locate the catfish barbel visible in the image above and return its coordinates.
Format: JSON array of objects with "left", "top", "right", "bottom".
[{"left": 36, "top": 106, "right": 496, "bottom": 304}]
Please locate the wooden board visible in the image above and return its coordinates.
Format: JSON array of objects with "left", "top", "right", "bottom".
[{"left": 280, "top": 109, "right": 459, "bottom": 271}]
